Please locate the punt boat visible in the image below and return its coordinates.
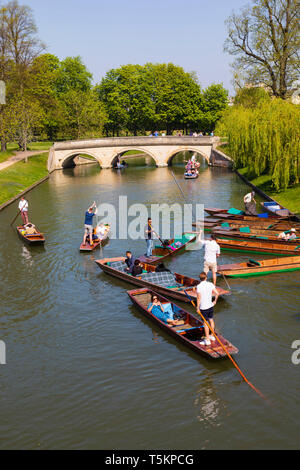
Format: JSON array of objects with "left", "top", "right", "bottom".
[
  {"left": 80, "top": 224, "right": 111, "bottom": 252},
  {"left": 218, "top": 256, "right": 300, "bottom": 278},
  {"left": 128, "top": 288, "right": 238, "bottom": 360},
  {"left": 261, "top": 201, "right": 295, "bottom": 218},
  {"left": 16, "top": 225, "right": 45, "bottom": 245},
  {"left": 138, "top": 233, "right": 197, "bottom": 265},
  {"left": 95, "top": 257, "right": 230, "bottom": 302},
  {"left": 215, "top": 237, "right": 300, "bottom": 255}
]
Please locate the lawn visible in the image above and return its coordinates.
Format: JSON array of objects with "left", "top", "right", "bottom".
[
  {"left": 0, "top": 141, "right": 53, "bottom": 164},
  {"left": 0, "top": 153, "right": 48, "bottom": 206}
]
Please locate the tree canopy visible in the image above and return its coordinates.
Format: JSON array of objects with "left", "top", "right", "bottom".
[{"left": 224, "top": 0, "right": 300, "bottom": 99}]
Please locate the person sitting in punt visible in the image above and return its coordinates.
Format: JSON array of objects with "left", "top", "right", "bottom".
[
  {"left": 288, "top": 229, "right": 297, "bottom": 240},
  {"left": 23, "top": 223, "right": 37, "bottom": 235},
  {"left": 125, "top": 251, "right": 135, "bottom": 272},
  {"left": 155, "top": 263, "right": 171, "bottom": 273},
  {"left": 131, "top": 259, "right": 143, "bottom": 277},
  {"left": 148, "top": 295, "right": 185, "bottom": 326},
  {"left": 278, "top": 229, "right": 297, "bottom": 241},
  {"left": 96, "top": 224, "right": 106, "bottom": 240}
]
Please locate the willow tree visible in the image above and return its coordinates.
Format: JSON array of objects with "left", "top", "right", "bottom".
[
  {"left": 216, "top": 99, "right": 300, "bottom": 190},
  {"left": 224, "top": 0, "right": 300, "bottom": 99}
]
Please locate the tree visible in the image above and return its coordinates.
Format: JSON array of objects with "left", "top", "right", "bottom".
[
  {"left": 199, "top": 84, "right": 228, "bottom": 133},
  {"left": 97, "top": 63, "right": 203, "bottom": 135},
  {"left": 55, "top": 56, "right": 93, "bottom": 95},
  {"left": 12, "top": 95, "right": 44, "bottom": 152},
  {"left": 60, "top": 89, "right": 107, "bottom": 140},
  {"left": 234, "top": 86, "right": 271, "bottom": 108},
  {"left": 224, "top": 0, "right": 300, "bottom": 99}
]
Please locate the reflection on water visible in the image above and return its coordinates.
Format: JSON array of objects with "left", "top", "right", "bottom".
[{"left": 0, "top": 155, "right": 299, "bottom": 450}]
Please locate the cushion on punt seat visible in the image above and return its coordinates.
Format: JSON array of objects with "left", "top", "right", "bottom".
[
  {"left": 141, "top": 271, "right": 181, "bottom": 287},
  {"left": 109, "top": 260, "right": 128, "bottom": 272}
]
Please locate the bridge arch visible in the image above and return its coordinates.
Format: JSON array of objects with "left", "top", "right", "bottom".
[
  {"left": 167, "top": 148, "right": 210, "bottom": 166},
  {"left": 110, "top": 147, "right": 160, "bottom": 167},
  {"left": 60, "top": 150, "right": 102, "bottom": 169}
]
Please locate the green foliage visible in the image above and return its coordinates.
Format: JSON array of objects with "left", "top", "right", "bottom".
[
  {"left": 216, "top": 99, "right": 300, "bottom": 190},
  {"left": 55, "top": 56, "right": 93, "bottom": 94},
  {"left": 234, "top": 87, "right": 271, "bottom": 108},
  {"left": 97, "top": 63, "right": 225, "bottom": 135},
  {"left": 225, "top": 0, "right": 299, "bottom": 99}
]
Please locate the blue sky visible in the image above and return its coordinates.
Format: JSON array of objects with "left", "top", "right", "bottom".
[{"left": 24, "top": 0, "right": 247, "bottom": 94}]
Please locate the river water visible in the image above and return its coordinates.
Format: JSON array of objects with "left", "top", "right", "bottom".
[{"left": 0, "top": 156, "right": 299, "bottom": 450}]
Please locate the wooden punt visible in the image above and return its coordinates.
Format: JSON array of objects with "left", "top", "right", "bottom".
[
  {"left": 138, "top": 233, "right": 197, "bottom": 265},
  {"left": 218, "top": 256, "right": 300, "bottom": 278},
  {"left": 128, "top": 288, "right": 238, "bottom": 360},
  {"left": 205, "top": 207, "right": 287, "bottom": 220},
  {"left": 211, "top": 221, "right": 300, "bottom": 234},
  {"left": 261, "top": 201, "right": 294, "bottom": 218},
  {"left": 16, "top": 225, "right": 45, "bottom": 245},
  {"left": 215, "top": 237, "right": 300, "bottom": 255},
  {"left": 193, "top": 216, "right": 300, "bottom": 231},
  {"left": 95, "top": 257, "right": 230, "bottom": 302},
  {"left": 80, "top": 224, "right": 111, "bottom": 252},
  {"left": 211, "top": 229, "right": 300, "bottom": 245},
  {"left": 184, "top": 172, "right": 199, "bottom": 179}
]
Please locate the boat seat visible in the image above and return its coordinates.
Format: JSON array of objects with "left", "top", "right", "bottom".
[
  {"left": 141, "top": 271, "right": 182, "bottom": 288},
  {"left": 109, "top": 260, "right": 128, "bottom": 273},
  {"left": 175, "top": 326, "right": 202, "bottom": 334}
]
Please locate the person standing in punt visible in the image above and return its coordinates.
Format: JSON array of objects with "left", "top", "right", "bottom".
[
  {"left": 196, "top": 272, "right": 219, "bottom": 346},
  {"left": 198, "top": 232, "right": 221, "bottom": 286},
  {"left": 19, "top": 197, "right": 29, "bottom": 225},
  {"left": 144, "top": 217, "right": 156, "bottom": 257},
  {"left": 244, "top": 191, "right": 257, "bottom": 216},
  {"left": 82, "top": 202, "right": 97, "bottom": 247}
]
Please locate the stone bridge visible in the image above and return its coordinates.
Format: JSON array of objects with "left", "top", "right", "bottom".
[{"left": 48, "top": 136, "right": 221, "bottom": 172}]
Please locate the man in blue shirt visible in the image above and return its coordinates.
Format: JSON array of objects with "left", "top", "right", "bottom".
[{"left": 82, "top": 202, "right": 97, "bottom": 246}]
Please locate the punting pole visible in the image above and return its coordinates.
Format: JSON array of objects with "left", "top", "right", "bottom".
[
  {"left": 171, "top": 170, "right": 196, "bottom": 221},
  {"left": 171, "top": 170, "right": 231, "bottom": 291},
  {"left": 184, "top": 290, "right": 268, "bottom": 402},
  {"left": 10, "top": 209, "right": 22, "bottom": 227}
]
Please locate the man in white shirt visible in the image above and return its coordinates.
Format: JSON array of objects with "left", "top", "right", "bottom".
[
  {"left": 196, "top": 272, "right": 219, "bottom": 346},
  {"left": 244, "top": 191, "right": 257, "bottom": 215},
  {"left": 18, "top": 197, "right": 29, "bottom": 225},
  {"left": 198, "top": 232, "right": 220, "bottom": 285}
]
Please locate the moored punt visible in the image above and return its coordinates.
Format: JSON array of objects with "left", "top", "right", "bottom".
[
  {"left": 95, "top": 257, "right": 229, "bottom": 302},
  {"left": 205, "top": 207, "right": 290, "bottom": 220},
  {"left": 127, "top": 288, "right": 238, "bottom": 360},
  {"left": 139, "top": 233, "right": 197, "bottom": 265},
  {"left": 196, "top": 215, "right": 300, "bottom": 229},
  {"left": 16, "top": 225, "right": 45, "bottom": 245},
  {"left": 80, "top": 224, "right": 111, "bottom": 252},
  {"left": 211, "top": 220, "right": 300, "bottom": 234},
  {"left": 211, "top": 229, "right": 300, "bottom": 244},
  {"left": 215, "top": 237, "right": 300, "bottom": 255},
  {"left": 261, "top": 201, "right": 294, "bottom": 218},
  {"left": 218, "top": 256, "right": 300, "bottom": 278}
]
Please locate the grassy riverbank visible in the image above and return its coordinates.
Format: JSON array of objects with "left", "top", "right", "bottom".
[
  {"left": 0, "top": 153, "right": 48, "bottom": 206},
  {"left": 0, "top": 141, "right": 53, "bottom": 164},
  {"left": 218, "top": 144, "right": 300, "bottom": 215}
]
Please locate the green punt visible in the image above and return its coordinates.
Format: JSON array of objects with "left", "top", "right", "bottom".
[
  {"left": 216, "top": 237, "right": 300, "bottom": 256},
  {"left": 218, "top": 256, "right": 300, "bottom": 278}
]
